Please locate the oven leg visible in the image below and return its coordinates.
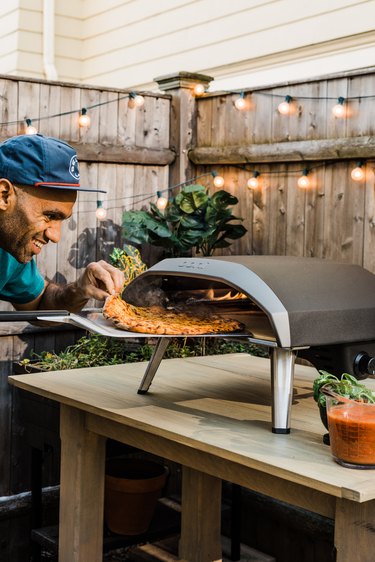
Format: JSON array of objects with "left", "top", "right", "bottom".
[
  {"left": 270, "top": 348, "right": 296, "bottom": 434},
  {"left": 137, "top": 337, "right": 172, "bottom": 394}
]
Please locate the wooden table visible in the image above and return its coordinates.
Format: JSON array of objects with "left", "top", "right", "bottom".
[{"left": 9, "top": 354, "right": 375, "bottom": 562}]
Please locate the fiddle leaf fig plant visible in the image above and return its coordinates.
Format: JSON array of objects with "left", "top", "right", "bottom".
[{"left": 122, "top": 184, "right": 247, "bottom": 257}]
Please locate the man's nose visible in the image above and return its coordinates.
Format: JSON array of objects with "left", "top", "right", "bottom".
[{"left": 45, "top": 222, "right": 61, "bottom": 243}]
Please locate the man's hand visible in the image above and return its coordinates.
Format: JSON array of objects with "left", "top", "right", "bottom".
[
  {"left": 77, "top": 260, "right": 125, "bottom": 301},
  {"left": 14, "top": 260, "right": 125, "bottom": 313}
]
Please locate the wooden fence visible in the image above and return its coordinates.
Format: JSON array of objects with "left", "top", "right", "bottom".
[{"left": 190, "top": 67, "right": 375, "bottom": 273}]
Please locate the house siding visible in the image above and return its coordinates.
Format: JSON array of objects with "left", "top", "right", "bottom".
[{"left": 0, "top": 0, "right": 374, "bottom": 90}]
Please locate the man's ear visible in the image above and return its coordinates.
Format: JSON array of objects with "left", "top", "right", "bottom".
[{"left": 0, "top": 179, "right": 15, "bottom": 210}]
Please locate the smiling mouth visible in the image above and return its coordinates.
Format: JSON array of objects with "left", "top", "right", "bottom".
[{"left": 33, "top": 239, "right": 45, "bottom": 249}]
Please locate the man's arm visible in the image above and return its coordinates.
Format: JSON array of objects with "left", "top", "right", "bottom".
[{"left": 14, "top": 261, "right": 125, "bottom": 313}]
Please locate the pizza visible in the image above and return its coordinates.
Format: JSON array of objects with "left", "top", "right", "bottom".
[{"left": 102, "top": 295, "right": 243, "bottom": 335}]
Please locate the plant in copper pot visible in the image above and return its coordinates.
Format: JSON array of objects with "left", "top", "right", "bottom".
[
  {"left": 313, "top": 371, "right": 375, "bottom": 414},
  {"left": 313, "top": 370, "right": 375, "bottom": 447}
]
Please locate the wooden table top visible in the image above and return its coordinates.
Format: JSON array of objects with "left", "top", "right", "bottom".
[{"left": 9, "top": 353, "right": 375, "bottom": 503}]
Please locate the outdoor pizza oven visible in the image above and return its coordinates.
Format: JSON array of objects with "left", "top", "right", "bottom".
[
  {"left": 34, "top": 255, "right": 375, "bottom": 434},
  {"left": 121, "top": 255, "right": 375, "bottom": 433}
]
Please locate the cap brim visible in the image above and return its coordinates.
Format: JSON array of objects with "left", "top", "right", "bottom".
[{"left": 36, "top": 183, "right": 107, "bottom": 193}]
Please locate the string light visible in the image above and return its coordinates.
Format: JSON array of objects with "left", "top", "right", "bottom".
[
  {"left": 1, "top": 85, "right": 373, "bottom": 216},
  {"left": 193, "top": 83, "right": 205, "bottom": 96},
  {"left": 78, "top": 108, "right": 90, "bottom": 127},
  {"left": 4, "top": 86, "right": 375, "bottom": 137},
  {"left": 95, "top": 200, "right": 107, "bottom": 220},
  {"left": 25, "top": 118, "right": 37, "bottom": 135},
  {"left": 278, "top": 95, "right": 293, "bottom": 115},
  {"left": 128, "top": 92, "right": 145, "bottom": 108},
  {"left": 332, "top": 97, "right": 346, "bottom": 118},
  {"left": 234, "top": 92, "right": 247, "bottom": 110},
  {"left": 247, "top": 171, "right": 260, "bottom": 189},
  {"left": 156, "top": 191, "right": 168, "bottom": 210},
  {"left": 297, "top": 169, "right": 311, "bottom": 189},
  {"left": 351, "top": 161, "right": 365, "bottom": 182},
  {"left": 211, "top": 171, "right": 225, "bottom": 187}
]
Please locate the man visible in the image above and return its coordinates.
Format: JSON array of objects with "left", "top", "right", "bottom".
[{"left": 0, "top": 133, "right": 124, "bottom": 312}]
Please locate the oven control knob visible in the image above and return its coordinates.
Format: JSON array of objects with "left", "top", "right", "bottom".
[{"left": 353, "top": 352, "right": 375, "bottom": 379}]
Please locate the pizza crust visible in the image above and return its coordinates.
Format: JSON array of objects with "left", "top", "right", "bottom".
[{"left": 102, "top": 295, "right": 243, "bottom": 335}]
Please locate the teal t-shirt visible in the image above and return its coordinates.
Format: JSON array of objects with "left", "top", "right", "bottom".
[{"left": 0, "top": 249, "right": 45, "bottom": 304}]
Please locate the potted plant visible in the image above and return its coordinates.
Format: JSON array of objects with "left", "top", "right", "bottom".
[
  {"left": 313, "top": 370, "right": 375, "bottom": 447},
  {"left": 121, "top": 184, "right": 247, "bottom": 257},
  {"left": 313, "top": 371, "right": 375, "bottom": 417}
]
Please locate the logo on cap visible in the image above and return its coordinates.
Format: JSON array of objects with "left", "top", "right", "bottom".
[{"left": 69, "top": 155, "right": 80, "bottom": 181}]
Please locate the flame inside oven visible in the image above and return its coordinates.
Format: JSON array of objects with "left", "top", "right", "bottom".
[{"left": 204, "top": 289, "right": 247, "bottom": 301}]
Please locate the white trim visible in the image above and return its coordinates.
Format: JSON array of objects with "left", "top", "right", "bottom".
[{"left": 43, "top": 0, "right": 58, "bottom": 81}]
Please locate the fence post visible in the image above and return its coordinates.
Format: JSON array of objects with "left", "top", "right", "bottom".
[{"left": 154, "top": 71, "right": 213, "bottom": 191}]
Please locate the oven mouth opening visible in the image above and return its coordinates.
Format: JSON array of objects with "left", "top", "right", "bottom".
[{"left": 122, "top": 274, "right": 277, "bottom": 344}]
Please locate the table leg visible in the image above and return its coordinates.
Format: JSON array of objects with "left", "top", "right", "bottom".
[
  {"left": 335, "top": 497, "right": 375, "bottom": 562},
  {"left": 179, "top": 466, "right": 222, "bottom": 562},
  {"left": 58, "top": 405, "right": 106, "bottom": 562}
]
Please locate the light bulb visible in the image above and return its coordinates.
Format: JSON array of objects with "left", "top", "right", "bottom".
[
  {"left": 247, "top": 177, "right": 259, "bottom": 189},
  {"left": 278, "top": 101, "right": 290, "bottom": 115},
  {"left": 96, "top": 201, "right": 107, "bottom": 220},
  {"left": 234, "top": 94, "right": 246, "bottom": 110},
  {"left": 78, "top": 109, "right": 90, "bottom": 127},
  {"left": 247, "top": 172, "right": 260, "bottom": 189},
  {"left": 278, "top": 95, "right": 293, "bottom": 115},
  {"left": 133, "top": 94, "right": 145, "bottom": 107},
  {"left": 25, "top": 119, "right": 37, "bottom": 135},
  {"left": 297, "top": 175, "right": 310, "bottom": 189},
  {"left": 351, "top": 165, "right": 365, "bottom": 182},
  {"left": 156, "top": 196, "right": 168, "bottom": 210},
  {"left": 213, "top": 175, "right": 225, "bottom": 188},
  {"left": 128, "top": 92, "right": 145, "bottom": 109},
  {"left": 193, "top": 83, "right": 205, "bottom": 96},
  {"left": 332, "top": 97, "right": 346, "bottom": 118}
]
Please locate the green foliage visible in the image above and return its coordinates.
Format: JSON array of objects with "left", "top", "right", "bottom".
[
  {"left": 122, "top": 184, "right": 247, "bottom": 257},
  {"left": 313, "top": 370, "right": 375, "bottom": 408},
  {"left": 18, "top": 335, "right": 268, "bottom": 372},
  {"left": 109, "top": 244, "right": 147, "bottom": 286}
]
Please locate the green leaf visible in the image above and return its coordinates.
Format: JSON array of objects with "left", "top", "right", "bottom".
[
  {"left": 220, "top": 224, "right": 248, "bottom": 240},
  {"left": 179, "top": 184, "right": 206, "bottom": 194},
  {"left": 211, "top": 190, "right": 239, "bottom": 208},
  {"left": 180, "top": 215, "right": 206, "bottom": 229}
]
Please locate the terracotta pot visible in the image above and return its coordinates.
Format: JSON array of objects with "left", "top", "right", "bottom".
[{"left": 104, "top": 458, "right": 168, "bottom": 535}]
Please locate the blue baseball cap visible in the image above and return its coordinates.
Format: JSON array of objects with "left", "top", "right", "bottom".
[{"left": 0, "top": 134, "right": 106, "bottom": 193}]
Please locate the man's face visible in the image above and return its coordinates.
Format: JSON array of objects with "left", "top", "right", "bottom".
[{"left": 0, "top": 183, "right": 77, "bottom": 263}]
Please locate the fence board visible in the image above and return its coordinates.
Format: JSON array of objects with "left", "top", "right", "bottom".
[
  {"left": 286, "top": 165, "right": 306, "bottom": 257},
  {"left": 99, "top": 91, "right": 118, "bottom": 145},
  {"left": 304, "top": 167, "right": 325, "bottom": 258},
  {"left": 0, "top": 78, "right": 18, "bottom": 138},
  {"left": 18, "top": 81, "right": 40, "bottom": 136},
  {"left": 59, "top": 85, "right": 81, "bottom": 142},
  {"left": 269, "top": 163, "right": 287, "bottom": 256},
  {"left": 196, "top": 97, "right": 213, "bottom": 147},
  {"left": 252, "top": 90, "right": 273, "bottom": 145}
]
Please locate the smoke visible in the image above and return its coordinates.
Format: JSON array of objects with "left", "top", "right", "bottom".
[{"left": 122, "top": 276, "right": 167, "bottom": 307}]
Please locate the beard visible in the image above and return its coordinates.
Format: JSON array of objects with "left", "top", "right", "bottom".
[{"left": 0, "top": 213, "right": 34, "bottom": 263}]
